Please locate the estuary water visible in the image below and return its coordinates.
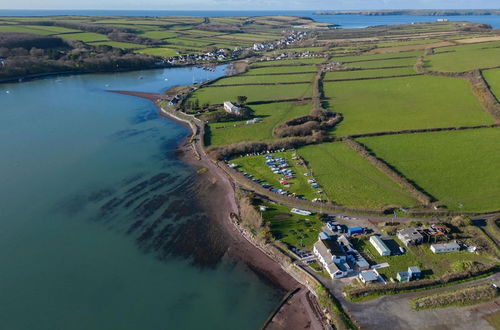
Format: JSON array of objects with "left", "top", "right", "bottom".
[
  {"left": 0, "top": 67, "right": 282, "bottom": 330},
  {"left": 1, "top": 10, "right": 500, "bottom": 28}
]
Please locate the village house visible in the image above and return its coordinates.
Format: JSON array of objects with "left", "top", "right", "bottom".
[{"left": 397, "top": 227, "right": 424, "bottom": 247}]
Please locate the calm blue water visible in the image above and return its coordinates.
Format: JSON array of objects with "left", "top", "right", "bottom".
[
  {"left": 1, "top": 10, "right": 500, "bottom": 28},
  {"left": 0, "top": 66, "right": 283, "bottom": 330}
]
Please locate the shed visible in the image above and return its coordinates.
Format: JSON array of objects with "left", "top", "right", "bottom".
[
  {"left": 397, "top": 271, "right": 409, "bottom": 282},
  {"left": 369, "top": 235, "right": 391, "bottom": 256},
  {"left": 408, "top": 266, "right": 421, "bottom": 280},
  {"left": 359, "top": 270, "right": 378, "bottom": 283},
  {"left": 347, "top": 227, "right": 363, "bottom": 236}
]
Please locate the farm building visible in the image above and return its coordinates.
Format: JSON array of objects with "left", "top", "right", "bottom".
[
  {"left": 369, "top": 235, "right": 391, "bottom": 256},
  {"left": 223, "top": 101, "right": 241, "bottom": 115},
  {"left": 359, "top": 270, "right": 379, "bottom": 284},
  {"left": 397, "top": 227, "right": 424, "bottom": 246},
  {"left": 396, "top": 272, "right": 409, "bottom": 282},
  {"left": 347, "top": 227, "right": 363, "bottom": 236},
  {"left": 430, "top": 241, "right": 460, "bottom": 254}
]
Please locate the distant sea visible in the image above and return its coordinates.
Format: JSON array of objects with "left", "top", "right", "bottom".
[{"left": 1, "top": 10, "right": 500, "bottom": 28}]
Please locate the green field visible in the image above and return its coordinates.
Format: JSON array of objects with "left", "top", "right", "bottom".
[
  {"left": 344, "top": 57, "right": 417, "bottom": 69},
  {"left": 261, "top": 203, "right": 323, "bottom": 249},
  {"left": 298, "top": 142, "right": 417, "bottom": 208},
  {"left": 188, "top": 83, "right": 313, "bottom": 105},
  {"left": 250, "top": 58, "right": 324, "bottom": 67},
  {"left": 232, "top": 151, "right": 318, "bottom": 201},
  {"left": 136, "top": 47, "right": 179, "bottom": 57},
  {"left": 426, "top": 42, "right": 500, "bottom": 72},
  {"left": 333, "top": 51, "right": 423, "bottom": 63},
  {"left": 58, "top": 32, "right": 108, "bottom": 42},
  {"left": 140, "top": 30, "right": 177, "bottom": 39},
  {"left": 351, "top": 235, "right": 490, "bottom": 279},
  {"left": 207, "top": 101, "right": 311, "bottom": 145},
  {"left": 358, "top": 128, "right": 500, "bottom": 212},
  {"left": 243, "top": 65, "right": 318, "bottom": 75},
  {"left": 324, "top": 75, "right": 492, "bottom": 136},
  {"left": 88, "top": 41, "right": 146, "bottom": 49},
  {"left": 212, "top": 73, "right": 315, "bottom": 85},
  {"left": 482, "top": 68, "right": 500, "bottom": 99},
  {"left": 324, "top": 67, "right": 417, "bottom": 80}
]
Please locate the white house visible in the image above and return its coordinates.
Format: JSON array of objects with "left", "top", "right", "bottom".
[
  {"left": 369, "top": 235, "right": 391, "bottom": 256},
  {"left": 223, "top": 101, "right": 241, "bottom": 115},
  {"left": 430, "top": 241, "right": 460, "bottom": 254},
  {"left": 313, "top": 240, "right": 347, "bottom": 279}
]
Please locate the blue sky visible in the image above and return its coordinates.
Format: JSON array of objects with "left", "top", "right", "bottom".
[{"left": 1, "top": 0, "right": 499, "bottom": 10}]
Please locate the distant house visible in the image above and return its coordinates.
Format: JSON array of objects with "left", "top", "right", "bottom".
[
  {"left": 396, "top": 272, "right": 409, "bottom": 282},
  {"left": 223, "top": 101, "right": 241, "bottom": 115},
  {"left": 436, "top": 18, "right": 449, "bottom": 22},
  {"left": 430, "top": 241, "right": 460, "bottom": 254},
  {"left": 397, "top": 227, "right": 424, "bottom": 247},
  {"left": 359, "top": 270, "right": 379, "bottom": 284},
  {"left": 369, "top": 235, "right": 391, "bottom": 256}
]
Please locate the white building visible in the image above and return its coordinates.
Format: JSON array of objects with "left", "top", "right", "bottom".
[
  {"left": 313, "top": 240, "right": 347, "bottom": 279},
  {"left": 223, "top": 101, "right": 241, "bottom": 115},
  {"left": 430, "top": 241, "right": 460, "bottom": 254},
  {"left": 369, "top": 235, "right": 391, "bottom": 256}
]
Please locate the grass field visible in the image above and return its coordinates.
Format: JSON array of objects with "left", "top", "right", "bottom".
[
  {"left": 58, "top": 32, "right": 108, "bottom": 42},
  {"left": 323, "top": 75, "right": 492, "bottom": 136},
  {"left": 207, "top": 101, "right": 311, "bottom": 145},
  {"left": 426, "top": 42, "right": 500, "bottom": 72},
  {"left": 333, "top": 51, "right": 422, "bottom": 63},
  {"left": 482, "top": 68, "right": 500, "bottom": 99},
  {"left": 243, "top": 65, "right": 318, "bottom": 75},
  {"left": 344, "top": 57, "right": 417, "bottom": 69},
  {"left": 135, "top": 47, "right": 179, "bottom": 57},
  {"left": 324, "top": 67, "right": 417, "bottom": 80},
  {"left": 188, "top": 83, "right": 313, "bottom": 105},
  {"left": 298, "top": 142, "right": 418, "bottom": 208},
  {"left": 212, "top": 73, "right": 315, "bottom": 85},
  {"left": 260, "top": 203, "right": 323, "bottom": 249},
  {"left": 140, "top": 30, "right": 177, "bottom": 39},
  {"left": 358, "top": 128, "right": 500, "bottom": 212},
  {"left": 88, "top": 41, "right": 146, "bottom": 49},
  {"left": 250, "top": 58, "right": 324, "bottom": 67},
  {"left": 351, "top": 235, "right": 491, "bottom": 279}
]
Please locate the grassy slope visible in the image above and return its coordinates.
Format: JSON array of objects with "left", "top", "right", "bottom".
[
  {"left": 358, "top": 128, "right": 500, "bottom": 212},
  {"left": 188, "top": 83, "right": 313, "bottom": 104},
  {"left": 426, "top": 42, "right": 500, "bottom": 72},
  {"left": 298, "top": 142, "right": 417, "bottom": 208},
  {"left": 483, "top": 68, "right": 500, "bottom": 99},
  {"left": 344, "top": 57, "right": 417, "bottom": 69},
  {"left": 243, "top": 65, "right": 317, "bottom": 75},
  {"left": 207, "top": 101, "right": 311, "bottom": 146},
  {"left": 324, "top": 75, "right": 492, "bottom": 136},
  {"left": 250, "top": 58, "right": 324, "bottom": 67}
]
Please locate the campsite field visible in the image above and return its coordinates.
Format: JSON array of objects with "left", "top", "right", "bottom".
[
  {"left": 231, "top": 151, "right": 317, "bottom": 201},
  {"left": 323, "top": 75, "right": 492, "bottom": 136},
  {"left": 351, "top": 235, "right": 491, "bottom": 279},
  {"left": 483, "top": 68, "right": 500, "bottom": 99},
  {"left": 206, "top": 101, "right": 311, "bottom": 145},
  {"left": 425, "top": 41, "right": 500, "bottom": 72},
  {"left": 261, "top": 203, "right": 323, "bottom": 249},
  {"left": 358, "top": 128, "right": 500, "bottom": 212},
  {"left": 187, "top": 83, "right": 313, "bottom": 105},
  {"left": 297, "top": 142, "right": 418, "bottom": 209}
]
